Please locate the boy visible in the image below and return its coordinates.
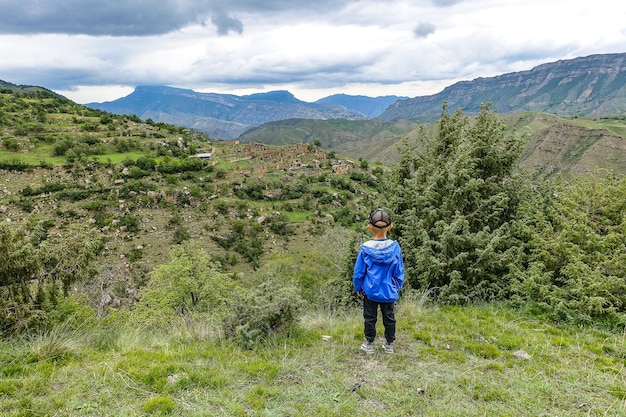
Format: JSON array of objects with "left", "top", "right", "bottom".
[{"left": 353, "top": 208, "right": 405, "bottom": 354}]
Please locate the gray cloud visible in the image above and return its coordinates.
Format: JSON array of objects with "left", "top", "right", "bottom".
[
  {"left": 0, "top": 67, "right": 95, "bottom": 91},
  {"left": 0, "top": 1, "right": 210, "bottom": 36},
  {"left": 211, "top": 11, "right": 244, "bottom": 36},
  {"left": 0, "top": 0, "right": 352, "bottom": 36},
  {"left": 432, "top": 0, "right": 464, "bottom": 6},
  {"left": 413, "top": 22, "right": 436, "bottom": 38},
  {"left": 2, "top": 0, "right": 621, "bottom": 104}
]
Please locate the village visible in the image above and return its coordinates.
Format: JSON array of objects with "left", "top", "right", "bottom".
[{"left": 193, "top": 141, "right": 357, "bottom": 178}]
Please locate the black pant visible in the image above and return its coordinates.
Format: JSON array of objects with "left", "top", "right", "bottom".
[{"left": 363, "top": 296, "right": 396, "bottom": 343}]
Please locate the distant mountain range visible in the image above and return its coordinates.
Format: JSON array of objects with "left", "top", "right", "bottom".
[
  {"left": 87, "top": 86, "right": 405, "bottom": 139},
  {"left": 2, "top": 64, "right": 626, "bottom": 178},
  {"left": 85, "top": 53, "right": 626, "bottom": 140}
]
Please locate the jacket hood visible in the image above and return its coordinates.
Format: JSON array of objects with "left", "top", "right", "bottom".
[{"left": 360, "top": 240, "right": 399, "bottom": 266}]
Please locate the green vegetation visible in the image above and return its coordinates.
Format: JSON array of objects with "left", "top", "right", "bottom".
[
  {"left": 1, "top": 84, "right": 626, "bottom": 415},
  {"left": 0, "top": 220, "right": 104, "bottom": 334},
  {"left": 238, "top": 111, "right": 626, "bottom": 178},
  {"left": 387, "top": 103, "right": 525, "bottom": 303},
  {"left": 384, "top": 104, "right": 626, "bottom": 325}
]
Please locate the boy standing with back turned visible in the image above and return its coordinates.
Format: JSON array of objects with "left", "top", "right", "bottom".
[{"left": 353, "top": 208, "right": 405, "bottom": 354}]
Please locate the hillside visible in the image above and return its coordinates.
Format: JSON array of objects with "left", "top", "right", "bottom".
[
  {"left": 2, "top": 80, "right": 626, "bottom": 417},
  {"left": 2, "top": 301, "right": 625, "bottom": 416},
  {"left": 239, "top": 117, "right": 419, "bottom": 165},
  {"left": 506, "top": 113, "right": 626, "bottom": 178},
  {"left": 82, "top": 53, "right": 626, "bottom": 146},
  {"left": 0, "top": 83, "right": 382, "bottom": 310},
  {"left": 238, "top": 112, "right": 626, "bottom": 178},
  {"left": 315, "top": 93, "right": 408, "bottom": 118}
]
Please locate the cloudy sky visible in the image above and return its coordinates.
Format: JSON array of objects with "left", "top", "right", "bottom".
[{"left": 1, "top": 0, "right": 625, "bottom": 104}]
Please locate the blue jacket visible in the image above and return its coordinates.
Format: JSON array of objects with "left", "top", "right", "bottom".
[{"left": 353, "top": 238, "right": 405, "bottom": 303}]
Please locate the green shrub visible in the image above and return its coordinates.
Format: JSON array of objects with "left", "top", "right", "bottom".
[
  {"left": 119, "top": 215, "right": 140, "bottom": 233},
  {"left": 266, "top": 212, "right": 292, "bottom": 235},
  {"left": 58, "top": 188, "right": 91, "bottom": 201},
  {"left": 3, "top": 137, "right": 20, "bottom": 151},
  {"left": 234, "top": 181, "right": 265, "bottom": 200},
  {"left": 0, "top": 221, "right": 103, "bottom": 335},
  {"left": 133, "top": 243, "right": 239, "bottom": 324},
  {"left": 172, "top": 226, "right": 190, "bottom": 244},
  {"left": 225, "top": 279, "right": 305, "bottom": 346},
  {"left": 386, "top": 104, "right": 525, "bottom": 303},
  {"left": 127, "top": 166, "right": 150, "bottom": 178},
  {"left": 0, "top": 159, "right": 32, "bottom": 171},
  {"left": 53, "top": 139, "right": 74, "bottom": 156},
  {"left": 136, "top": 156, "right": 157, "bottom": 171}
]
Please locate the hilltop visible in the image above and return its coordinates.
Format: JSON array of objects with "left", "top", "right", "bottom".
[
  {"left": 2, "top": 301, "right": 625, "bottom": 416},
  {"left": 87, "top": 86, "right": 374, "bottom": 139},
  {"left": 380, "top": 53, "right": 626, "bottom": 122}
]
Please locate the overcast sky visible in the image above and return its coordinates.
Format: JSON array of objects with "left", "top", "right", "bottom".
[{"left": 1, "top": 0, "right": 625, "bottom": 104}]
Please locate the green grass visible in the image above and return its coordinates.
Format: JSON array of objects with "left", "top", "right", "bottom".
[
  {"left": 2, "top": 301, "right": 625, "bottom": 416},
  {"left": 91, "top": 152, "right": 146, "bottom": 163},
  {"left": 283, "top": 210, "right": 311, "bottom": 222},
  {"left": 0, "top": 145, "right": 66, "bottom": 165}
]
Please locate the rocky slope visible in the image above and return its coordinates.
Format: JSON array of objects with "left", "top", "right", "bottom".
[{"left": 380, "top": 53, "right": 626, "bottom": 122}]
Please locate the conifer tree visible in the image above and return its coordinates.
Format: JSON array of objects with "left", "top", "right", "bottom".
[{"left": 387, "top": 103, "right": 526, "bottom": 303}]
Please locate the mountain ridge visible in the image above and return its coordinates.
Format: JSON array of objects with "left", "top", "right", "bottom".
[
  {"left": 379, "top": 53, "right": 626, "bottom": 121},
  {"left": 84, "top": 53, "right": 626, "bottom": 140},
  {"left": 87, "top": 85, "right": 380, "bottom": 139}
]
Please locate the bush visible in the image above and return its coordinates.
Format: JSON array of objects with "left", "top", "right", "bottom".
[
  {"left": 119, "top": 215, "right": 140, "bottom": 233},
  {"left": 224, "top": 279, "right": 304, "bottom": 347},
  {"left": 172, "top": 226, "right": 190, "bottom": 244},
  {"left": 132, "top": 244, "right": 239, "bottom": 324},
  {"left": 0, "top": 221, "right": 103, "bottom": 335},
  {"left": 3, "top": 137, "right": 20, "bottom": 151},
  {"left": 53, "top": 139, "right": 74, "bottom": 156}
]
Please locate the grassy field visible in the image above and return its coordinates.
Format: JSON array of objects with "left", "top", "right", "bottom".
[{"left": 1, "top": 299, "right": 625, "bottom": 417}]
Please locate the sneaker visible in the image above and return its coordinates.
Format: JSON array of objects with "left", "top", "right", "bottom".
[
  {"left": 360, "top": 341, "right": 375, "bottom": 355},
  {"left": 382, "top": 341, "right": 394, "bottom": 354}
]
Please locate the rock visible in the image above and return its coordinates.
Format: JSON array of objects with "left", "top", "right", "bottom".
[{"left": 513, "top": 349, "right": 531, "bottom": 360}]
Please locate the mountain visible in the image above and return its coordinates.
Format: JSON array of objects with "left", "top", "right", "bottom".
[
  {"left": 315, "top": 94, "right": 407, "bottom": 118},
  {"left": 379, "top": 53, "right": 626, "bottom": 122},
  {"left": 86, "top": 53, "right": 626, "bottom": 142},
  {"left": 87, "top": 86, "right": 369, "bottom": 139}
]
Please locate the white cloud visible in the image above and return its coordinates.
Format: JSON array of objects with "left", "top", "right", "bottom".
[{"left": 0, "top": 0, "right": 624, "bottom": 103}]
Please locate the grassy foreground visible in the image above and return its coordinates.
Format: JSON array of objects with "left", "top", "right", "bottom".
[{"left": 1, "top": 299, "right": 625, "bottom": 417}]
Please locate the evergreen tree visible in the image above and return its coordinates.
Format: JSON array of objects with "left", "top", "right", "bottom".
[
  {"left": 386, "top": 103, "right": 526, "bottom": 303},
  {"left": 511, "top": 173, "right": 626, "bottom": 324}
]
